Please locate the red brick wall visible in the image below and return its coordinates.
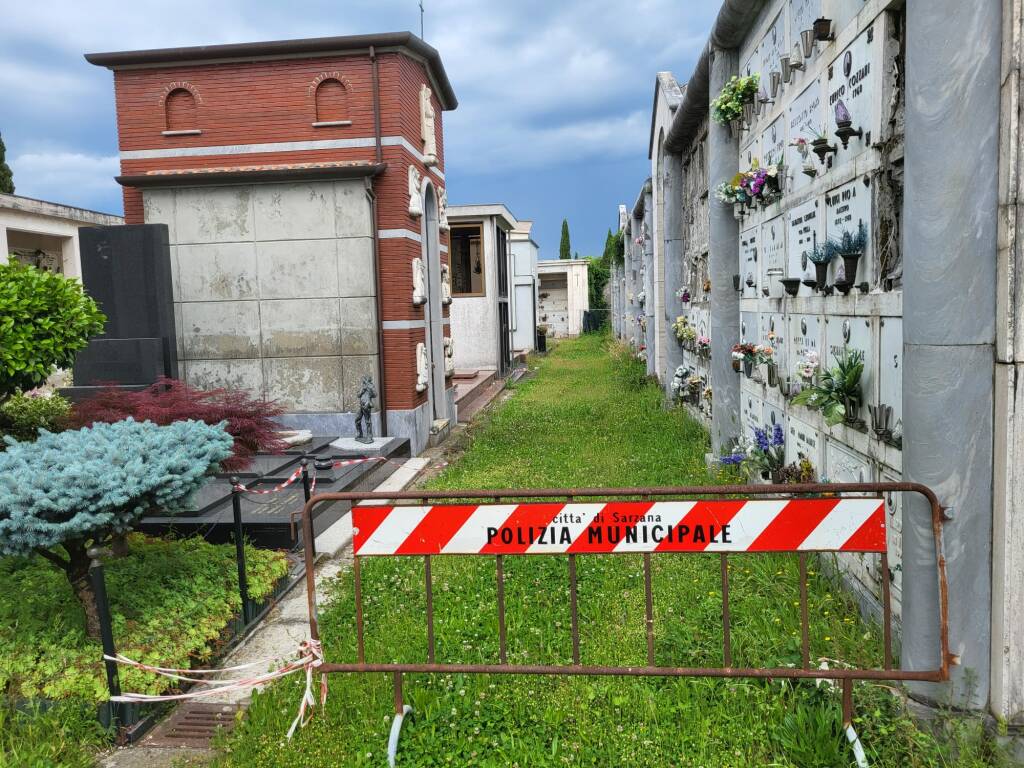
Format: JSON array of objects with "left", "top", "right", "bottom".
[{"left": 108, "top": 48, "right": 453, "bottom": 413}]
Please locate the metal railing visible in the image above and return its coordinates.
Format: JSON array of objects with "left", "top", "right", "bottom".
[{"left": 297, "top": 482, "right": 951, "bottom": 764}]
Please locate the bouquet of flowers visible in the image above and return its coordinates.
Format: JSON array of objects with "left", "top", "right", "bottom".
[
  {"left": 753, "top": 344, "right": 775, "bottom": 365},
  {"left": 676, "top": 287, "right": 691, "bottom": 303},
  {"left": 672, "top": 316, "right": 697, "bottom": 344},
  {"left": 795, "top": 349, "right": 819, "bottom": 381},
  {"left": 711, "top": 73, "right": 760, "bottom": 124},
  {"left": 696, "top": 336, "right": 711, "bottom": 355},
  {"left": 732, "top": 342, "right": 756, "bottom": 363},
  {"left": 720, "top": 424, "right": 786, "bottom": 481}
]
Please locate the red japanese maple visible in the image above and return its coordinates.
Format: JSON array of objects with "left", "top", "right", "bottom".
[{"left": 70, "top": 378, "right": 286, "bottom": 471}]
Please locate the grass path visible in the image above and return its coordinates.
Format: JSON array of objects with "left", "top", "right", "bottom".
[{"left": 217, "top": 335, "right": 1006, "bottom": 768}]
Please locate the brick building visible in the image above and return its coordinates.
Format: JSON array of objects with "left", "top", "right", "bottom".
[{"left": 87, "top": 32, "right": 458, "bottom": 453}]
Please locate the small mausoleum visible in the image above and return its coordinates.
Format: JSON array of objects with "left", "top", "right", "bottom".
[
  {"left": 446, "top": 204, "right": 522, "bottom": 377},
  {"left": 86, "top": 32, "right": 458, "bottom": 454},
  {"left": 509, "top": 220, "right": 540, "bottom": 353},
  {"left": 537, "top": 258, "right": 589, "bottom": 337}
]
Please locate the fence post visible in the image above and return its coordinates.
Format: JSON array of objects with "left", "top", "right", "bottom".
[
  {"left": 88, "top": 547, "right": 122, "bottom": 730},
  {"left": 230, "top": 479, "right": 251, "bottom": 625},
  {"left": 300, "top": 458, "right": 316, "bottom": 560}
]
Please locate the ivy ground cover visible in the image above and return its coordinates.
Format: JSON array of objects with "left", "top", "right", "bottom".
[
  {"left": 217, "top": 334, "right": 1008, "bottom": 768},
  {"left": 0, "top": 534, "right": 289, "bottom": 766}
]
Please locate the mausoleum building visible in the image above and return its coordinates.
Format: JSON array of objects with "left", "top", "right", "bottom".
[{"left": 87, "top": 32, "right": 458, "bottom": 454}]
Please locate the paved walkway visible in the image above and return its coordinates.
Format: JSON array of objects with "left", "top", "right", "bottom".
[{"left": 97, "top": 458, "right": 429, "bottom": 768}]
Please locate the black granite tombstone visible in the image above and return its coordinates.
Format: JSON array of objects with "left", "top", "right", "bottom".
[{"left": 64, "top": 224, "right": 177, "bottom": 398}]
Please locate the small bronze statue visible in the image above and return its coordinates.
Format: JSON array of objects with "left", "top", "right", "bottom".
[{"left": 354, "top": 375, "right": 376, "bottom": 444}]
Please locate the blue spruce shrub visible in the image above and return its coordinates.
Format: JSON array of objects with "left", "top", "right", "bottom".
[{"left": 0, "top": 418, "right": 233, "bottom": 636}]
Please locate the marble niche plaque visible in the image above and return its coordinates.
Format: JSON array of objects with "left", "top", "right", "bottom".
[
  {"left": 787, "top": 197, "right": 822, "bottom": 297},
  {"left": 786, "top": 414, "right": 823, "bottom": 473},
  {"left": 786, "top": 78, "right": 823, "bottom": 194},
  {"left": 878, "top": 316, "right": 902, "bottom": 441},
  {"left": 825, "top": 315, "right": 875, "bottom": 420},
  {"left": 742, "top": 391, "right": 765, "bottom": 437},
  {"left": 788, "top": 313, "right": 823, "bottom": 380},
  {"left": 825, "top": 177, "right": 872, "bottom": 286},
  {"left": 827, "top": 23, "right": 880, "bottom": 163},
  {"left": 740, "top": 226, "right": 759, "bottom": 299},
  {"left": 760, "top": 215, "right": 787, "bottom": 299},
  {"left": 760, "top": 312, "right": 787, "bottom": 378}
]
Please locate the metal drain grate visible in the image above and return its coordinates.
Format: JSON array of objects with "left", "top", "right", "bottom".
[{"left": 144, "top": 702, "right": 240, "bottom": 748}]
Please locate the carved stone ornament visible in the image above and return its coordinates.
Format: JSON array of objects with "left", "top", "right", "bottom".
[
  {"left": 412, "top": 257, "right": 427, "bottom": 306},
  {"left": 416, "top": 342, "right": 429, "bottom": 392},
  {"left": 440, "top": 263, "right": 453, "bottom": 305},
  {"left": 437, "top": 186, "right": 449, "bottom": 231},
  {"left": 443, "top": 336, "right": 455, "bottom": 377},
  {"left": 408, "top": 165, "right": 423, "bottom": 218},
  {"left": 420, "top": 84, "right": 438, "bottom": 166}
]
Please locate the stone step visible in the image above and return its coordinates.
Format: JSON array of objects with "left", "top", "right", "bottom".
[
  {"left": 428, "top": 418, "right": 451, "bottom": 447},
  {"left": 454, "top": 369, "right": 497, "bottom": 415}
]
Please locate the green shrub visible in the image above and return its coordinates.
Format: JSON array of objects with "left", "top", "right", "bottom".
[
  {"left": 0, "top": 392, "right": 71, "bottom": 443},
  {"left": 0, "top": 260, "right": 105, "bottom": 404},
  {"left": 0, "top": 534, "right": 289, "bottom": 705}
]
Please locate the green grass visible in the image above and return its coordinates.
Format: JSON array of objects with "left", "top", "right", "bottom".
[
  {"left": 0, "top": 534, "right": 290, "bottom": 766},
  {"left": 217, "top": 334, "right": 1009, "bottom": 767}
]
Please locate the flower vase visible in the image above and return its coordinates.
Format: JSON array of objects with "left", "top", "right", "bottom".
[
  {"left": 770, "top": 469, "right": 785, "bottom": 485},
  {"left": 743, "top": 359, "right": 753, "bottom": 378},
  {"left": 732, "top": 359, "right": 741, "bottom": 372},
  {"left": 766, "top": 363, "right": 779, "bottom": 388},
  {"left": 841, "top": 252, "right": 861, "bottom": 283},
  {"left": 814, "top": 262, "right": 830, "bottom": 291}
]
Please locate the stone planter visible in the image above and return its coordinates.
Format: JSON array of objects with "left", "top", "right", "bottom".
[{"left": 780, "top": 277, "right": 802, "bottom": 296}]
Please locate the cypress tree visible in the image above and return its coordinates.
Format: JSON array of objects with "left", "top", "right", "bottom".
[
  {"left": 559, "top": 219, "right": 571, "bottom": 260},
  {"left": 0, "top": 133, "right": 13, "bottom": 194}
]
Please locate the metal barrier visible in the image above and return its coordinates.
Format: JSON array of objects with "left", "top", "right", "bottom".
[{"left": 297, "top": 482, "right": 952, "bottom": 765}]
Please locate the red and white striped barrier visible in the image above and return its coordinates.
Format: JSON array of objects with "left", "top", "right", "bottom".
[{"left": 352, "top": 498, "right": 886, "bottom": 556}]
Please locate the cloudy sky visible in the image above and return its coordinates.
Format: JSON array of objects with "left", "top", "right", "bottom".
[{"left": 0, "top": 0, "right": 716, "bottom": 258}]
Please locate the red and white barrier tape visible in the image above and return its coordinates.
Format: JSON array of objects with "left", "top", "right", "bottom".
[
  {"left": 233, "top": 466, "right": 303, "bottom": 494},
  {"left": 105, "top": 639, "right": 326, "bottom": 739}
]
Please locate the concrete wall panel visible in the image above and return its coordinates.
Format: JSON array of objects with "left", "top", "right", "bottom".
[
  {"left": 264, "top": 356, "right": 344, "bottom": 411},
  {"left": 181, "top": 300, "right": 260, "bottom": 360},
  {"left": 337, "top": 237, "right": 376, "bottom": 297},
  {"left": 253, "top": 182, "right": 334, "bottom": 242},
  {"left": 177, "top": 242, "right": 258, "bottom": 302},
  {"left": 175, "top": 187, "right": 253, "bottom": 244},
  {"left": 257, "top": 240, "right": 339, "bottom": 299},
  {"left": 260, "top": 298, "right": 341, "bottom": 358}
]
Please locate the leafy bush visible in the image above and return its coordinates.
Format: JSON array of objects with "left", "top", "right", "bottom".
[
  {"left": 0, "top": 260, "right": 105, "bottom": 403},
  {"left": 0, "top": 392, "right": 71, "bottom": 443},
  {"left": 792, "top": 347, "right": 865, "bottom": 426},
  {"left": 0, "top": 418, "right": 233, "bottom": 637},
  {"left": 70, "top": 377, "right": 286, "bottom": 471},
  {"left": 0, "top": 534, "right": 289, "bottom": 706},
  {"left": 711, "top": 73, "right": 759, "bottom": 124}
]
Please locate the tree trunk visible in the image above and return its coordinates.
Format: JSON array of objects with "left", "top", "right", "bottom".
[{"left": 64, "top": 540, "right": 102, "bottom": 640}]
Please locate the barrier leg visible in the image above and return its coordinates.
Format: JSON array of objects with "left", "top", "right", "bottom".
[
  {"left": 841, "top": 678, "right": 869, "bottom": 768},
  {"left": 387, "top": 671, "right": 412, "bottom": 767}
]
